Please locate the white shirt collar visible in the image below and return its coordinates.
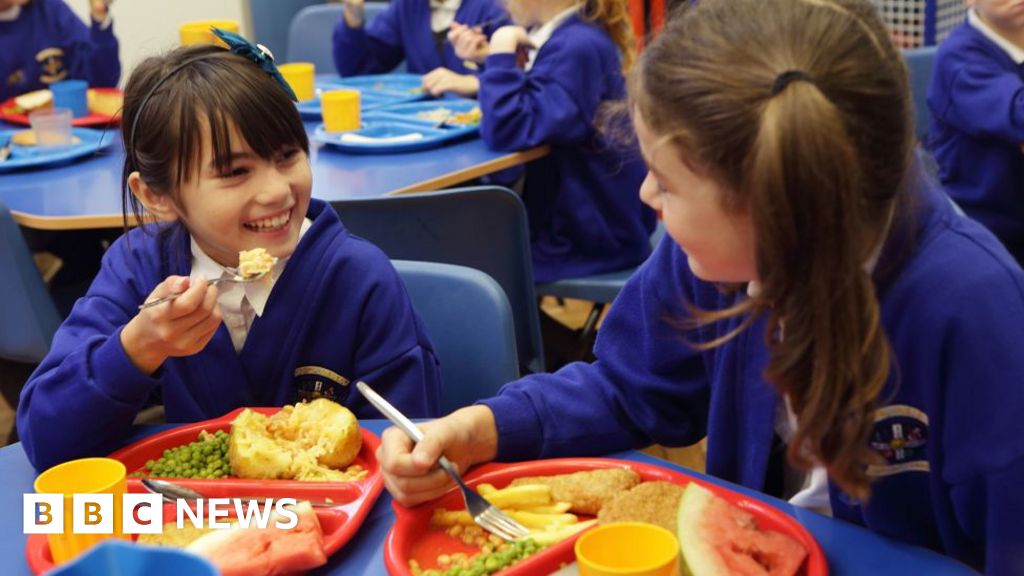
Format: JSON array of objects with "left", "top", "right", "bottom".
[
  {"left": 968, "top": 8, "right": 1024, "bottom": 65},
  {"left": 430, "top": 0, "right": 462, "bottom": 33},
  {"left": 524, "top": 4, "right": 581, "bottom": 71},
  {"left": 0, "top": 6, "right": 21, "bottom": 21},
  {"left": 189, "top": 217, "right": 312, "bottom": 318}
]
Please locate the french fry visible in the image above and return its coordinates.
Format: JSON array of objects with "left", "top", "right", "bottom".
[
  {"left": 526, "top": 519, "right": 597, "bottom": 546},
  {"left": 431, "top": 509, "right": 476, "bottom": 527},
  {"left": 506, "top": 510, "right": 578, "bottom": 530},
  {"left": 480, "top": 484, "right": 552, "bottom": 509},
  {"left": 477, "top": 483, "right": 497, "bottom": 495},
  {"left": 518, "top": 502, "right": 572, "bottom": 514}
]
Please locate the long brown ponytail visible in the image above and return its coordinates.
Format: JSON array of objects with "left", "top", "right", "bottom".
[{"left": 632, "top": 0, "right": 915, "bottom": 499}]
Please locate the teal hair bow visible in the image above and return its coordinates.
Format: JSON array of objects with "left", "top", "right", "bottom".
[{"left": 211, "top": 27, "right": 298, "bottom": 102}]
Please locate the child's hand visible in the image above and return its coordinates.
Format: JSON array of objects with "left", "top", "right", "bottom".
[
  {"left": 89, "top": 0, "right": 111, "bottom": 22},
  {"left": 121, "top": 276, "right": 222, "bottom": 376},
  {"left": 488, "top": 25, "right": 533, "bottom": 56},
  {"left": 341, "top": 0, "right": 366, "bottom": 28},
  {"left": 377, "top": 405, "right": 499, "bottom": 506},
  {"left": 448, "top": 22, "right": 489, "bottom": 64},
  {"left": 422, "top": 68, "right": 480, "bottom": 97}
]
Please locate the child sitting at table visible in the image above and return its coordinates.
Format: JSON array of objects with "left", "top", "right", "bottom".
[
  {"left": 472, "top": 0, "right": 655, "bottom": 283},
  {"left": 333, "top": 0, "right": 509, "bottom": 97},
  {"left": 927, "top": 0, "right": 1024, "bottom": 264},
  {"left": 0, "top": 0, "right": 120, "bottom": 101},
  {"left": 17, "top": 31, "right": 443, "bottom": 471},
  {"left": 376, "top": 1, "right": 1024, "bottom": 573}
]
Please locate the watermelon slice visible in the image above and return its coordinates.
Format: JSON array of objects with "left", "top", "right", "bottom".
[{"left": 677, "top": 483, "right": 808, "bottom": 576}]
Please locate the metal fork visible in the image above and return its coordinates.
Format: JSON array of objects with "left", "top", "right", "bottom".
[
  {"left": 355, "top": 381, "right": 530, "bottom": 541},
  {"left": 137, "top": 270, "right": 269, "bottom": 310}
]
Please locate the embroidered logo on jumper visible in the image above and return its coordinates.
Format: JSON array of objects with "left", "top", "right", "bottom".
[
  {"left": 293, "top": 366, "right": 349, "bottom": 403},
  {"left": 36, "top": 47, "right": 67, "bottom": 84},
  {"left": 866, "top": 404, "right": 929, "bottom": 477}
]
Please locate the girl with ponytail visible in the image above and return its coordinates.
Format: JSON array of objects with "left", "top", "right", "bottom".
[{"left": 379, "top": 1, "right": 1024, "bottom": 573}]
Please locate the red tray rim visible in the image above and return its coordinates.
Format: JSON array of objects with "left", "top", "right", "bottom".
[
  {"left": 384, "top": 457, "right": 829, "bottom": 576},
  {"left": 25, "top": 406, "right": 384, "bottom": 575},
  {"left": 1, "top": 87, "right": 123, "bottom": 127}
]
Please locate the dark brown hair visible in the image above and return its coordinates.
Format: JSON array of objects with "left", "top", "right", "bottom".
[
  {"left": 120, "top": 43, "right": 309, "bottom": 233},
  {"left": 633, "top": 0, "right": 915, "bottom": 499}
]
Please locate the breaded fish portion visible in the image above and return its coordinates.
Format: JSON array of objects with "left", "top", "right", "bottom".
[
  {"left": 509, "top": 468, "right": 641, "bottom": 515},
  {"left": 597, "top": 481, "right": 685, "bottom": 533}
]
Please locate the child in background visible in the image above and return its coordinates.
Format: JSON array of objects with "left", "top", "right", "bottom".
[
  {"left": 927, "top": 0, "right": 1024, "bottom": 264},
  {"left": 333, "top": 0, "right": 509, "bottom": 97},
  {"left": 473, "top": 0, "right": 655, "bottom": 283},
  {"left": 0, "top": 0, "right": 119, "bottom": 101},
  {"left": 378, "top": 1, "right": 1024, "bottom": 573},
  {"left": 18, "top": 34, "right": 443, "bottom": 471}
]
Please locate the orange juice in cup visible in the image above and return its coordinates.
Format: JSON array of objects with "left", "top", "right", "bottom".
[
  {"left": 33, "top": 457, "right": 128, "bottom": 565},
  {"left": 278, "top": 63, "right": 316, "bottom": 102},
  {"left": 575, "top": 522, "right": 681, "bottom": 576},
  {"left": 322, "top": 90, "right": 361, "bottom": 133},
  {"left": 179, "top": 20, "right": 240, "bottom": 46}
]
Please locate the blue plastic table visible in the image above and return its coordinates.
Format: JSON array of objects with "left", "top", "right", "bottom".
[
  {"left": 0, "top": 122, "right": 546, "bottom": 231},
  {"left": 0, "top": 420, "right": 977, "bottom": 575}
]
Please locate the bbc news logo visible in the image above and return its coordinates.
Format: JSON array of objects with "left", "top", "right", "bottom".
[{"left": 24, "top": 494, "right": 300, "bottom": 534}]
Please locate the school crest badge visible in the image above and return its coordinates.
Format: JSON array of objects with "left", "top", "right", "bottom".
[
  {"left": 293, "top": 366, "right": 349, "bottom": 403},
  {"left": 36, "top": 47, "right": 67, "bottom": 84},
  {"left": 866, "top": 404, "right": 929, "bottom": 477}
]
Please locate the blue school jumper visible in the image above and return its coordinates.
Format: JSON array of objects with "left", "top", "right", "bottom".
[
  {"left": 481, "top": 175, "right": 1024, "bottom": 573},
  {"left": 927, "top": 22, "right": 1024, "bottom": 263},
  {"left": 332, "top": 0, "right": 509, "bottom": 76},
  {"left": 0, "top": 0, "right": 120, "bottom": 101},
  {"left": 18, "top": 200, "right": 442, "bottom": 471},
  {"left": 477, "top": 15, "right": 655, "bottom": 283}
]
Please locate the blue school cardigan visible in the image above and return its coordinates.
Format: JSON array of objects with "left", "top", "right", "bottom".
[
  {"left": 0, "top": 0, "right": 119, "bottom": 101},
  {"left": 927, "top": 21, "right": 1024, "bottom": 262},
  {"left": 482, "top": 175, "right": 1024, "bottom": 574},
  {"left": 477, "top": 15, "right": 655, "bottom": 283},
  {"left": 332, "top": 0, "right": 509, "bottom": 76},
  {"left": 18, "top": 200, "right": 442, "bottom": 471}
]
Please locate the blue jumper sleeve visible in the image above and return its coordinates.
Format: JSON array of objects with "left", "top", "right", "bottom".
[
  {"left": 932, "top": 56, "right": 1024, "bottom": 143},
  {"left": 17, "top": 246, "right": 163, "bottom": 472},
  {"left": 477, "top": 40, "right": 608, "bottom": 151},
  {"left": 480, "top": 237, "right": 711, "bottom": 461},
  {"left": 332, "top": 4, "right": 406, "bottom": 77},
  {"left": 54, "top": 1, "right": 120, "bottom": 87}
]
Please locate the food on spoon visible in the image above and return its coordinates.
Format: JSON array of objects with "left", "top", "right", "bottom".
[
  {"left": 677, "top": 482, "right": 808, "bottom": 576},
  {"left": 597, "top": 480, "right": 685, "bottom": 532},
  {"left": 10, "top": 89, "right": 53, "bottom": 114},
  {"left": 186, "top": 501, "right": 327, "bottom": 576},
  {"left": 229, "top": 398, "right": 365, "bottom": 481},
  {"left": 508, "top": 467, "right": 641, "bottom": 515},
  {"left": 237, "top": 247, "right": 277, "bottom": 279}
]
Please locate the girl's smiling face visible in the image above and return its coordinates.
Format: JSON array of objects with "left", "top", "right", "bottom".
[{"left": 634, "top": 111, "right": 758, "bottom": 284}]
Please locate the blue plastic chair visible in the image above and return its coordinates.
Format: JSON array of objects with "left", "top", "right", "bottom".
[
  {"left": 535, "top": 223, "right": 665, "bottom": 339},
  {"left": 0, "top": 200, "right": 61, "bottom": 363},
  {"left": 903, "top": 46, "right": 938, "bottom": 141},
  {"left": 332, "top": 186, "right": 544, "bottom": 374},
  {"left": 394, "top": 260, "right": 518, "bottom": 413},
  {"left": 48, "top": 540, "right": 218, "bottom": 576},
  {"left": 286, "top": 2, "right": 397, "bottom": 72}
]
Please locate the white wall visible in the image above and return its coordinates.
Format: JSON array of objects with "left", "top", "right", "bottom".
[{"left": 65, "top": 0, "right": 251, "bottom": 84}]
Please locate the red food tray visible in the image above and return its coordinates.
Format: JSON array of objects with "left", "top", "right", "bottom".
[
  {"left": 1, "top": 87, "right": 122, "bottom": 127},
  {"left": 26, "top": 407, "right": 384, "bottom": 574},
  {"left": 385, "top": 458, "right": 828, "bottom": 576}
]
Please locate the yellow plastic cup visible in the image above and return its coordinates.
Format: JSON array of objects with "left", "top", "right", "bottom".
[
  {"left": 179, "top": 19, "right": 241, "bottom": 46},
  {"left": 278, "top": 62, "right": 316, "bottom": 102},
  {"left": 322, "top": 89, "right": 361, "bottom": 133},
  {"left": 34, "top": 458, "right": 128, "bottom": 565},
  {"left": 575, "top": 522, "right": 681, "bottom": 576}
]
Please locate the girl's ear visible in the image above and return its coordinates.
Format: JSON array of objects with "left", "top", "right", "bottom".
[{"left": 128, "top": 172, "right": 179, "bottom": 222}]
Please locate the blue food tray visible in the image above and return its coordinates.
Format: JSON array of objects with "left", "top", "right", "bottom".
[
  {"left": 296, "top": 74, "right": 427, "bottom": 120},
  {"left": 371, "top": 98, "right": 482, "bottom": 129},
  {"left": 0, "top": 127, "right": 111, "bottom": 173},
  {"left": 313, "top": 113, "right": 478, "bottom": 154}
]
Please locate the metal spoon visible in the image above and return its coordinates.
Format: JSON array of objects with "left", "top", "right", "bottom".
[
  {"left": 137, "top": 270, "right": 269, "bottom": 310},
  {"left": 140, "top": 478, "right": 343, "bottom": 509}
]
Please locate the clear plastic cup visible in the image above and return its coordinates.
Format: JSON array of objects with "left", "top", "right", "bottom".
[{"left": 29, "top": 108, "right": 73, "bottom": 147}]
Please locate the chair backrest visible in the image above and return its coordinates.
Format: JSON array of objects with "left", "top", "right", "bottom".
[
  {"left": 394, "top": 260, "right": 519, "bottom": 414},
  {"left": 286, "top": 2, "right": 394, "bottom": 72},
  {"left": 332, "top": 186, "right": 544, "bottom": 374},
  {"left": 903, "top": 46, "right": 938, "bottom": 141},
  {"left": 0, "top": 201, "right": 61, "bottom": 363}
]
